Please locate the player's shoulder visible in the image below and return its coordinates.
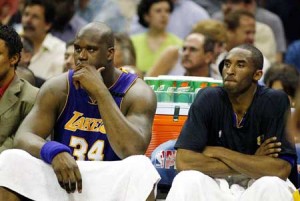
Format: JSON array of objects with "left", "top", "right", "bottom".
[
  {"left": 129, "top": 77, "right": 156, "bottom": 100},
  {"left": 37, "top": 72, "right": 69, "bottom": 102},
  {"left": 195, "top": 86, "right": 225, "bottom": 101},
  {"left": 256, "top": 85, "right": 290, "bottom": 113},
  {"left": 258, "top": 85, "right": 289, "bottom": 103},
  {"left": 124, "top": 76, "right": 157, "bottom": 110},
  {"left": 192, "top": 87, "right": 225, "bottom": 110}
]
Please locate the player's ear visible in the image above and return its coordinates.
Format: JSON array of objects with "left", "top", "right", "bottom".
[
  {"left": 253, "top": 69, "right": 263, "bottom": 82},
  {"left": 107, "top": 47, "right": 114, "bottom": 61}
]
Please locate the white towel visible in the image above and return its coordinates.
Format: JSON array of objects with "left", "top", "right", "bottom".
[{"left": 0, "top": 149, "right": 161, "bottom": 201}]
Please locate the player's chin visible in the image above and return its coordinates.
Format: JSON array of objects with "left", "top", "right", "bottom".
[{"left": 223, "top": 84, "right": 238, "bottom": 93}]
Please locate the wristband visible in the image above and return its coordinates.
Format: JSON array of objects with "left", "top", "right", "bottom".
[{"left": 40, "top": 141, "right": 72, "bottom": 164}]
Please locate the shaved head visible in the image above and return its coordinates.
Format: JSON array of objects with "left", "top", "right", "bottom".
[{"left": 77, "top": 22, "right": 114, "bottom": 49}]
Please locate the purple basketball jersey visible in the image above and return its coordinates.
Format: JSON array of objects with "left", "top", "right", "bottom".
[{"left": 54, "top": 70, "right": 138, "bottom": 161}]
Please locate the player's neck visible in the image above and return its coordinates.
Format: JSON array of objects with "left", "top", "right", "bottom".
[
  {"left": 102, "top": 67, "right": 122, "bottom": 88},
  {"left": 230, "top": 85, "right": 257, "bottom": 115}
]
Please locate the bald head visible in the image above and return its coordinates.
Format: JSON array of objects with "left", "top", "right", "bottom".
[{"left": 77, "top": 22, "right": 114, "bottom": 49}]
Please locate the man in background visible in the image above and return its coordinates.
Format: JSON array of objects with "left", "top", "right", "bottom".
[
  {"left": 0, "top": 25, "right": 38, "bottom": 153},
  {"left": 22, "top": 0, "right": 65, "bottom": 81}
]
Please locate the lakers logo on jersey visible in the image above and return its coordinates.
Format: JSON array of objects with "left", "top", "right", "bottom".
[{"left": 65, "top": 111, "right": 106, "bottom": 133}]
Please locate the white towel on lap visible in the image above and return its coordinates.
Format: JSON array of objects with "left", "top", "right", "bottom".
[{"left": 0, "top": 149, "right": 161, "bottom": 201}]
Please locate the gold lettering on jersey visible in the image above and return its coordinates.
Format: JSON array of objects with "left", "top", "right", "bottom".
[{"left": 64, "top": 111, "right": 106, "bottom": 133}]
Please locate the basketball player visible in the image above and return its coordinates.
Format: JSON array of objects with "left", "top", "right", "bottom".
[
  {"left": 166, "top": 44, "right": 296, "bottom": 201},
  {"left": 0, "top": 22, "right": 159, "bottom": 201}
]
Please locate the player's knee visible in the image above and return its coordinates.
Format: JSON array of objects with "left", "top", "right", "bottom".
[
  {"left": 251, "top": 176, "right": 285, "bottom": 192},
  {"left": 172, "top": 170, "right": 207, "bottom": 187},
  {"left": 126, "top": 155, "right": 158, "bottom": 175}
]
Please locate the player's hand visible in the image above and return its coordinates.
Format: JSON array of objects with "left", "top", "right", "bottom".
[
  {"left": 72, "top": 62, "right": 105, "bottom": 96},
  {"left": 255, "top": 137, "right": 281, "bottom": 158},
  {"left": 51, "top": 152, "right": 82, "bottom": 193}
]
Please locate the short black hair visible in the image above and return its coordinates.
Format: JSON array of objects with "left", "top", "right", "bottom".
[
  {"left": 137, "top": 0, "right": 173, "bottom": 28},
  {"left": 25, "top": 0, "right": 55, "bottom": 24},
  {"left": 0, "top": 25, "right": 23, "bottom": 67},
  {"left": 237, "top": 44, "right": 264, "bottom": 70}
]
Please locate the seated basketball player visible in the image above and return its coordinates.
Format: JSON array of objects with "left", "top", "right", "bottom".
[{"left": 0, "top": 22, "right": 159, "bottom": 201}]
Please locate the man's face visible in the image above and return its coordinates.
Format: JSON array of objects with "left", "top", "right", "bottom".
[
  {"left": 181, "top": 34, "right": 209, "bottom": 71},
  {"left": 0, "top": 39, "right": 15, "bottom": 84},
  {"left": 22, "top": 5, "right": 51, "bottom": 40},
  {"left": 73, "top": 29, "right": 113, "bottom": 70},
  {"left": 63, "top": 45, "right": 75, "bottom": 72},
  {"left": 222, "top": 48, "right": 258, "bottom": 94},
  {"left": 229, "top": 15, "right": 255, "bottom": 47}
]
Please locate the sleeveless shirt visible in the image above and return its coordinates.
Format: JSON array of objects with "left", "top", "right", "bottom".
[{"left": 54, "top": 70, "right": 138, "bottom": 161}]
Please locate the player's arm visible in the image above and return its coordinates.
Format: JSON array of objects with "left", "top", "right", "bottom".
[
  {"left": 14, "top": 74, "right": 82, "bottom": 193},
  {"left": 98, "top": 78, "right": 157, "bottom": 159},
  {"left": 14, "top": 74, "right": 66, "bottom": 157},
  {"left": 205, "top": 146, "right": 292, "bottom": 180},
  {"left": 176, "top": 148, "right": 239, "bottom": 177},
  {"left": 176, "top": 136, "right": 283, "bottom": 177}
]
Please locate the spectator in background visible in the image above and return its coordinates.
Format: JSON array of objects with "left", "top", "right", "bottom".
[
  {"left": 130, "top": 0, "right": 210, "bottom": 39},
  {"left": 212, "top": 0, "right": 286, "bottom": 63},
  {"left": 146, "top": 19, "right": 227, "bottom": 77},
  {"left": 285, "top": 40, "right": 300, "bottom": 72},
  {"left": 214, "top": 10, "right": 271, "bottom": 81},
  {"left": 21, "top": 0, "right": 66, "bottom": 81},
  {"left": 177, "top": 33, "right": 215, "bottom": 77},
  {"left": 114, "top": 33, "right": 143, "bottom": 78},
  {"left": 131, "top": 0, "right": 182, "bottom": 74},
  {"left": 63, "top": 40, "right": 75, "bottom": 72},
  {"left": 264, "top": 63, "right": 300, "bottom": 107},
  {"left": 51, "top": 0, "right": 87, "bottom": 43},
  {"left": 147, "top": 33, "right": 216, "bottom": 78},
  {"left": 0, "top": 25, "right": 38, "bottom": 153}
]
